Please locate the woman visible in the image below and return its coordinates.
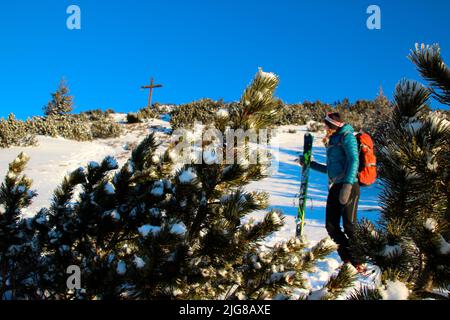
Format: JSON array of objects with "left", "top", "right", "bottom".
[{"left": 302, "top": 112, "right": 360, "bottom": 266}]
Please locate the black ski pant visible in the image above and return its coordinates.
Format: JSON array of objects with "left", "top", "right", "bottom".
[{"left": 325, "top": 182, "right": 360, "bottom": 265}]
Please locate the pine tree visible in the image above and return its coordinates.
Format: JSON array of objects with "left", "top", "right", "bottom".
[
  {"left": 0, "top": 153, "right": 39, "bottom": 299},
  {"left": 33, "top": 156, "right": 123, "bottom": 299},
  {"left": 43, "top": 79, "right": 74, "bottom": 116},
  {"left": 409, "top": 43, "right": 450, "bottom": 228},
  {"left": 409, "top": 44, "right": 450, "bottom": 105},
  {"left": 350, "top": 44, "right": 450, "bottom": 300},
  {"left": 308, "top": 264, "right": 358, "bottom": 300}
]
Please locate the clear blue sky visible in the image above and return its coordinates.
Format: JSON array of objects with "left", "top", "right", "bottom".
[{"left": 1, "top": 0, "right": 449, "bottom": 119}]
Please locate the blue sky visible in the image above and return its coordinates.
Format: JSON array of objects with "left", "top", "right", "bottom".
[{"left": 0, "top": 0, "right": 449, "bottom": 119}]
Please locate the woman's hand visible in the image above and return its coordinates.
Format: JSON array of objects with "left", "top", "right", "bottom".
[{"left": 299, "top": 155, "right": 305, "bottom": 166}]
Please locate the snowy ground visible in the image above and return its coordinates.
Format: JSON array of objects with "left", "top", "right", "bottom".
[
  {"left": 0, "top": 115, "right": 381, "bottom": 298},
  {"left": 0, "top": 115, "right": 171, "bottom": 217}
]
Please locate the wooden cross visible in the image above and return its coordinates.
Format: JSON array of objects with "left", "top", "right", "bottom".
[{"left": 141, "top": 78, "right": 163, "bottom": 109}]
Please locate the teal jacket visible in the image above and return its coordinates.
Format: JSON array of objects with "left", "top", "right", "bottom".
[{"left": 311, "top": 124, "right": 359, "bottom": 185}]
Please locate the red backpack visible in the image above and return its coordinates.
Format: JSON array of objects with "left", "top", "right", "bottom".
[{"left": 356, "top": 132, "right": 377, "bottom": 186}]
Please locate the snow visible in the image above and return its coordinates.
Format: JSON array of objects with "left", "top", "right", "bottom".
[
  {"left": 170, "top": 222, "right": 187, "bottom": 236},
  {"left": 14, "top": 185, "right": 26, "bottom": 193},
  {"left": 427, "top": 161, "right": 438, "bottom": 172},
  {"left": 437, "top": 235, "right": 450, "bottom": 255},
  {"left": 0, "top": 137, "right": 115, "bottom": 217},
  {"left": 7, "top": 172, "right": 16, "bottom": 180},
  {"left": 267, "top": 211, "right": 282, "bottom": 225},
  {"left": 236, "top": 292, "right": 246, "bottom": 300},
  {"left": 178, "top": 167, "right": 197, "bottom": 184},
  {"left": 108, "top": 210, "right": 121, "bottom": 221},
  {"left": 257, "top": 68, "right": 278, "bottom": 82},
  {"left": 379, "top": 280, "right": 410, "bottom": 300},
  {"left": 319, "top": 237, "right": 338, "bottom": 250},
  {"left": 415, "top": 42, "right": 427, "bottom": 51},
  {"left": 151, "top": 155, "right": 160, "bottom": 164},
  {"left": 322, "top": 258, "right": 341, "bottom": 270},
  {"left": 112, "top": 113, "right": 128, "bottom": 124},
  {"left": 116, "top": 261, "right": 127, "bottom": 275},
  {"left": 48, "top": 229, "right": 62, "bottom": 240},
  {"left": 59, "top": 245, "right": 70, "bottom": 253},
  {"left": 107, "top": 254, "right": 115, "bottom": 264},
  {"left": 216, "top": 109, "right": 229, "bottom": 119},
  {"left": 126, "top": 161, "right": 135, "bottom": 174},
  {"left": 35, "top": 214, "right": 46, "bottom": 224},
  {"left": 407, "top": 120, "right": 423, "bottom": 133},
  {"left": 138, "top": 225, "right": 161, "bottom": 237},
  {"left": 203, "top": 149, "right": 219, "bottom": 165},
  {"left": 88, "top": 161, "right": 100, "bottom": 169},
  {"left": 424, "top": 218, "right": 438, "bottom": 232},
  {"left": 150, "top": 181, "right": 165, "bottom": 197},
  {"left": 133, "top": 256, "right": 145, "bottom": 269},
  {"left": 173, "top": 289, "right": 183, "bottom": 297},
  {"left": 380, "top": 244, "right": 403, "bottom": 258},
  {"left": 307, "top": 287, "right": 329, "bottom": 300},
  {"left": 104, "top": 182, "right": 116, "bottom": 195},
  {"left": 2, "top": 291, "right": 13, "bottom": 300},
  {"left": 105, "top": 156, "right": 118, "bottom": 170},
  {"left": 429, "top": 111, "right": 450, "bottom": 132}
]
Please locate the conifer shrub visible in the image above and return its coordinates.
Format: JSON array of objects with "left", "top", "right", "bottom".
[
  {"left": 275, "top": 103, "right": 312, "bottom": 125},
  {"left": 350, "top": 44, "right": 450, "bottom": 300},
  {"left": 127, "top": 106, "right": 164, "bottom": 124},
  {"left": 127, "top": 112, "right": 142, "bottom": 124},
  {"left": 0, "top": 114, "right": 37, "bottom": 148},
  {"left": 0, "top": 113, "right": 122, "bottom": 148},
  {"left": 306, "top": 120, "right": 325, "bottom": 133},
  {"left": 170, "top": 99, "right": 228, "bottom": 130},
  {"left": 90, "top": 116, "right": 123, "bottom": 139},
  {"left": 81, "top": 109, "right": 115, "bottom": 121},
  {"left": 169, "top": 97, "right": 392, "bottom": 135},
  {"left": 137, "top": 107, "right": 159, "bottom": 120}
]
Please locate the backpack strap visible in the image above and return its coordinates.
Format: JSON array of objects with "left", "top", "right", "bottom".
[
  {"left": 364, "top": 163, "right": 377, "bottom": 167},
  {"left": 336, "top": 131, "right": 350, "bottom": 146}
]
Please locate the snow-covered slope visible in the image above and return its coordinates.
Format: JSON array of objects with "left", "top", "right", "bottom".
[
  {"left": 0, "top": 116, "right": 171, "bottom": 217},
  {"left": 0, "top": 116, "right": 382, "bottom": 297}
]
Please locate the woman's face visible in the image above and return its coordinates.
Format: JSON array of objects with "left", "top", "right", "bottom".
[{"left": 324, "top": 123, "right": 336, "bottom": 134}]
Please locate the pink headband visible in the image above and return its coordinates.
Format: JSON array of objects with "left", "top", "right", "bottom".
[{"left": 324, "top": 114, "right": 344, "bottom": 128}]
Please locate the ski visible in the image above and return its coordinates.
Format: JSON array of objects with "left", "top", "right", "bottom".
[{"left": 296, "top": 133, "right": 314, "bottom": 238}]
